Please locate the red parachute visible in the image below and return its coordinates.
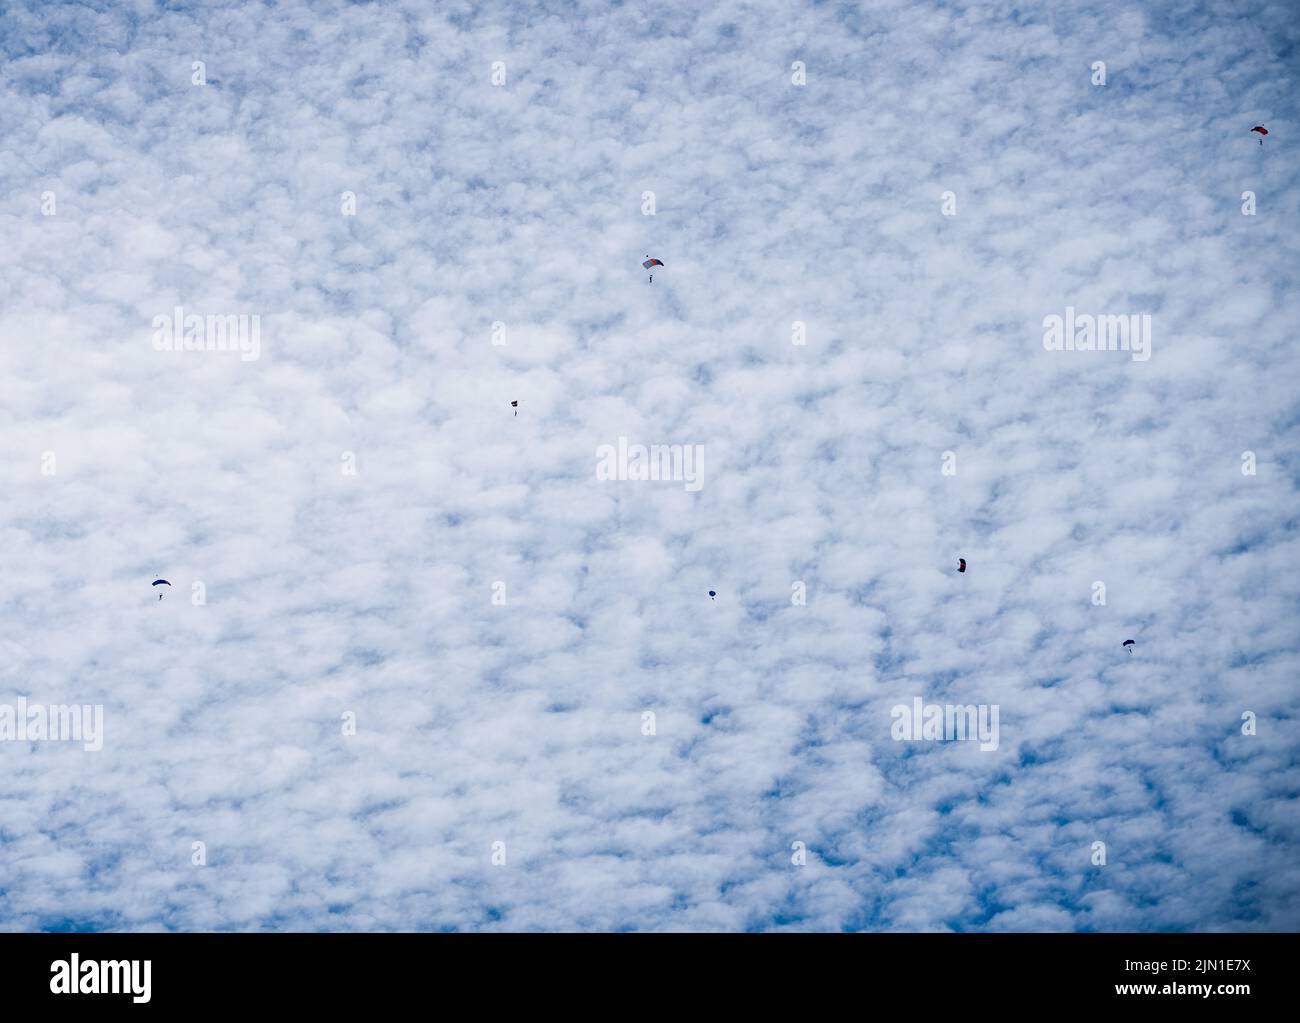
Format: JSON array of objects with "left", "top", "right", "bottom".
[{"left": 1252, "top": 126, "right": 1268, "bottom": 146}]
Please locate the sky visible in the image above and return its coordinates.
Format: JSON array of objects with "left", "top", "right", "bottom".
[{"left": 0, "top": 0, "right": 1297, "bottom": 932}]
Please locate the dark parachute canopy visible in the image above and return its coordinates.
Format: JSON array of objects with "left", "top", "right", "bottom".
[
  {"left": 1251, "top": 125, "right": 1268, "bottom": 136},
  {"left": 152, "top": 579, "right": 171, "bottom": 587},
  {"left": 958, "top": 558, "right": 967, "bottom": 573}
]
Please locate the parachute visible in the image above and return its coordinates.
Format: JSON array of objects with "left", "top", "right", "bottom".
[
  {"left": 708, "top": 590, "right": 716, "bottom": 600},
  {"left": 1122, "top": 639, "right": 1135, "bottom": 653},
  {"left": 153, "top": 578, "right": 172, "bottom": 601},
  {"left": 642, "top": 256, "right": 663, "bottom": 283},
  {"left": 1252, "top": 125, "right": 1268, "bottom": 146},
  {"left": 958, "top": 558, "right": 967, "bottom": 573},
  {"left": 511, "top": 400, "right": 518, "bottom": 416}
]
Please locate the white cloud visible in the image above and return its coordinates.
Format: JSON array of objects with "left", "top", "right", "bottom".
[{"left": 0, "top": 0, "right": 1296, "bottom": 932}]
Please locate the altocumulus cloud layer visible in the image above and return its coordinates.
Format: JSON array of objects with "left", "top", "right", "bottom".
[{"left": 0, "top": 0, "right": 1297, "bottom": 931}]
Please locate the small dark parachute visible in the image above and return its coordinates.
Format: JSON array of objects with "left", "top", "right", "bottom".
[
  {"left": 708, "top": 590, "right": 716, "bottom": 600},
  {"left": 1122, "top": 639, "right": 1135, "bottom": 653},
  {"left": 958, "top": 558, "right": 967, "bottom": 573},
  {"left": 511, "top": 400, "right": 518, "bottom": 416},
  {"left": 153, "top": 578, "right": 172, "bottom": 601}
]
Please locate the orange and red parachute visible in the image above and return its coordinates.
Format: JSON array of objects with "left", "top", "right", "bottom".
[{"left": 1251, "top": 126, "right": 1268, "bottom": 136}]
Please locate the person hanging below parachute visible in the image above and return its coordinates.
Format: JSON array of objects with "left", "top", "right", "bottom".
[
  {"left": 153, "top": 578, "right": 172, "bottom": 601},
  {"left": 642, "top": 256, "right": 663, "bottom": 283},
  {"left": 1252, "top": 125, "right": 1268, "bottom": 145}
]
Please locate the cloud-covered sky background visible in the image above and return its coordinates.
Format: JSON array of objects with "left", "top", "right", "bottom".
[{"left": 1, "top": 0, "right": 1297, "bottom": 931}]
